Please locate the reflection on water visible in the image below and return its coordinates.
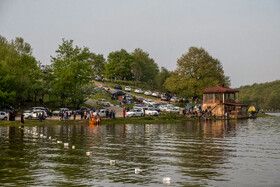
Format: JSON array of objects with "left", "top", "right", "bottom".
[{"left": 0, "top": 118, "right": 280, "bottom": 186}]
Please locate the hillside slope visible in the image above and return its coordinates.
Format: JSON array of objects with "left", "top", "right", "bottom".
[{"left": 238, "top": 80, "right": 280, "bottom": 110}]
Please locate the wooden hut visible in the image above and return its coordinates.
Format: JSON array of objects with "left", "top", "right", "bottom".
[{"left": 200, "top": 85, "right": 248, "bottom": 118}]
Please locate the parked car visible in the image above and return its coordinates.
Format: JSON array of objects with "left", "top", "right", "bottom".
[
  {"left": 133, "top": 104, "right": 142, "bottom": 108},
  {"left": 23, "top": 110, "right": 33, "bottom": 119},
  {"left": 166, "top": 106, "right": 180, "bottom": 113},
  {"left": 75, "top": 107, "right": 90, "bottom": 114},
  {"left": 102, "top": 85, "right": 110, "bottom": 91},
  {"left": 143, "top": 99, "right": 155, "bottom": 105},
  {"left": 152, "top": 92, "right": 161, "bottom": 97},
  {"left": 170, "top": 97, "right": 180, "bottom": 103},
  {"left": 125, "top": 86, "right": 131, "bottom": 92},
  {"left": 110, "top": 90, "right": 126, "bottom": 96},
  {"left": 0, "top": 111, "right": 7, "bottom": 120},
  {"left": 53, "top": 108, "right": 71, "bottom": 116},
  {"left": 145, "top": 107, "right": 159, "bottom": 116},
  {"left": 126, "top": 108, "right": 144, "bottom": 117},
  {"left": 102, "top": 102, "right": 111, "bottom": 107},
  {"left": 134, "top": 88, "right": 143, "bottom": 94},
  {"left": 93, "top": 109, "right": 107, "bottom": 118},
  {"left": 92, "top": 87, "right": 106, "bottom": 92},
  {"left": 125, "top": 94, "right": 133, "bottom": 100},
  {"left": 114, "top": 84, "right": 122, "bottom": 90},
  {"left": 159, "top": 104, "right": 174, "bottom": 111},
  {"left": 95, "top": 76, "right": 102, "bottom": 81},
  {"left": 144, "top": 90, "right": 152, "bottom": 96}
]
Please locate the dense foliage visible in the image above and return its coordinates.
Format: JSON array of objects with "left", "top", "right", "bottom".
[
  {"left": 0, "top": 35, "right": 42, "bottom": 108},
  {"left": 164, "top": 47, "right": 230, "bottom": 99},
  {"left": 51, "top": 39, "right": 94, "bottom": 107},
  {"left": 1, "top": 34, "right": 278, "bottom": 110},
  {"left": 238, "top": 80, "right": 280, "bottom": 110}
]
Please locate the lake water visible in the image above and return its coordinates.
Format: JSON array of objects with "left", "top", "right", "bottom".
[{"left": 0, "top": 117, "right": 280, "bottom": 186}]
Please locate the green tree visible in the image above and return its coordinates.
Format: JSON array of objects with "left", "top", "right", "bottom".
[
  {"left": 89, "top": 53, "right": 106, "bottom": 76},
  {"left": 51, "top": 39, "right": 93, "bottom": 107},
  {"left": 105, "top": 49, "right": 134, "bottom": 80},
  {"left": 165, "top": 47, "right": 230, "bottom": 99},
  {"left": 131, "top": 48, "right": 159, "bottom": 83},
  {"left": 0, "top": 35, "right": 42, "bottom": 107},
  {"left": 155, "top": 67, "right": 170, "bottom": 92}
]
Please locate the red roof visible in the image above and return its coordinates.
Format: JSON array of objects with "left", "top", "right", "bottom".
[{"left": 200, "top": 85, "right": 239, "bottom": 93}]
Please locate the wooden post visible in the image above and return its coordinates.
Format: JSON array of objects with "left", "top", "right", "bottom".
[{"left": 223, "top": 93, "right": 225, "bottom": 103}]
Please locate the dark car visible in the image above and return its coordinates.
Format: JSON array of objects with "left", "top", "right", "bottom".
[
  {"left": 75, "top": 107, "right": 90, "bottom": 114},
  {"left": 110, "top": 90, "right": 126, "bottom": 96},
  {"left": 114, "top": 84, "right": 122, "bottom": 90}
]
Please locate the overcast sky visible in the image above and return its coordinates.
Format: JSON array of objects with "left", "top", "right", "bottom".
[{"left": 0, "top": 0, "right": 279, "bottom": 87}]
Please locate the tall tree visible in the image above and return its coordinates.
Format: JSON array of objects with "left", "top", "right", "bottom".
[
  {"left": 131, "top": 48, "right": 159, "bottom": 83},
  {"left": 89, "top": 53, "right": 106, "bottom": 76},
  {"left": 0, "top": 35, "right": 42, "bottom": 107},
  {"left": 51, "top": 39, "right": 93, "bottom": 107},
  {"left": 105, "top": 49, "right": 134, "bottom": 80},
  {"left": 155, "top": 67, "right": 171, "bottom": 92},
  {"left": 165, "top": 47, "right": 230, "bottom": 99}
]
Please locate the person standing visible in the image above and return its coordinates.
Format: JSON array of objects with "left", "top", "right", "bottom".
[
  {"left": 123, "top": 107, "right": 126, "bottom": 119},
  {"left": 73, "top": 112, "right": 76, "bottom": 120}
]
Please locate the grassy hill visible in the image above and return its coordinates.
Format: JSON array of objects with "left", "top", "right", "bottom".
[{"left": 238, "top": 80, "right": 280, "bottom": 110}]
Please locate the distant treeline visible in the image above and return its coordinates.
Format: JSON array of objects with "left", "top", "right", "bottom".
[
  {"left": 238, "top": 80, "right": 280, "bottom": 110},
  {"left": 0, "top": 35, "right": 230, "bottom": 108}
]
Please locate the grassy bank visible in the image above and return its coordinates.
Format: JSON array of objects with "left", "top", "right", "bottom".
[{"left": 0, "top": 113, "right": 276, "bottom": 127}]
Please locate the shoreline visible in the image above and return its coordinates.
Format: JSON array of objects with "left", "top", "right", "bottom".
[{"left": 0, "top": 113, "right": 275, "bottom": 127}]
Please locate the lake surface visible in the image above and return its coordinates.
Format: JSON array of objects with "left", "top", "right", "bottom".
[{"left": 0, "top": 117, "right": 280, "bottom": 186}]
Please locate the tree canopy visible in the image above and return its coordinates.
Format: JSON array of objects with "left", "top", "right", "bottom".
[
  {"left": 131, "top": 48, "right": 159, "bottom": 83},
  {"left": 0, "top": 35, "right": 42, "bottom": 107},
  {"left": 164, "top": 47, "right": 230, "bottom": 99},
  {"left": 51, "top": 39, "right": 93, "bottom": 107},
  {"left": 105, "top": 49, "right": 134, "bottom": 80},
  {"left": 238, "top": 80, "right": 280, "bottom": 110}
]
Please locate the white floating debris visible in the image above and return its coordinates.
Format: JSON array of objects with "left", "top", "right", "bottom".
[
  {"left": 57, "top": 140, "right": 62, "bottom": 144},
  {"left": 40, "top": 134, "right": 43, "bottom": 138},
  {"left": 64, "top": 143, "right": 69, "bottom": 147},
  {"left": 43, "top": 136, "right": 47, "bottom": 139},
  {"left": 86, "top": 152, "right": 91, "bottom": 156},
  {"left": 72, "top": 145, "right": 75, "bottom": 149},
  {"left": 49, "top": 136, "right": 52, "bottom": 140},
  {"left": 110, "top": 160, "right": 116, "bottom": 166},
  {"left": 163, "top": 177, "right": 171, "bottom": 184},
  {"left": 135, "top": 168, "right": 142, "bottom": 174},
  {"left": 27, "top": 130, "right": 30, "bottom": 133}
]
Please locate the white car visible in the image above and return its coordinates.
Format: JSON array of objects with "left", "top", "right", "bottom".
[
  {"left": 94, "top": 109, "right": 107, "bottom": 118},
  {"left": 52, "top": 108, "right": 71, "bottom": 116},
  {"left": 125, "top": 86, "right": 132, "bottom": 92},
  {"left": 0, "top": 111, "right": 7, "bottom": 120},
  {"left": 159, "top": 104, "right": 174, "bottom": 111},
  {"left": 23, "top": 110, "right": 33, "bottom": 119},
  {"left": 102, "top": 102, "right": 111, "bottom": 107},
  {"left": 152, "top": 92, "right": 160, "bottom": 97},
  {"left": 135, "top": 88, "right": 143, "bottom": 94},
  {"left": 126, "top": 108, "right": 144, "bottom": 117},
  {"left": 144, "top": 90, "right": 152, "bottom": 96},
  {"left": 143, "top": 99, "right": 155, "bottom": 105},
  {"left": 166, "top": 106, "right": 180, "bottom": 113},
  {"left": 145, "top": 108, "right": 159, "bottom": 116},
  {"left": 170, "top": 97, "right": 179, "bottom": 102}
]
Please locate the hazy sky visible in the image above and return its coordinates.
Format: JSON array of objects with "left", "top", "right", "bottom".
[{"left": 0, "top": 0, "right": 279, "bottom": 87}]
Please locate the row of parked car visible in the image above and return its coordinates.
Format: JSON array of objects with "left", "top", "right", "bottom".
[
  {"left": 113, "top": 84, "right": 182, "bottom": 102},
  {"left": 126, "top": 102, "right": 180, "bottom": 117}
]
